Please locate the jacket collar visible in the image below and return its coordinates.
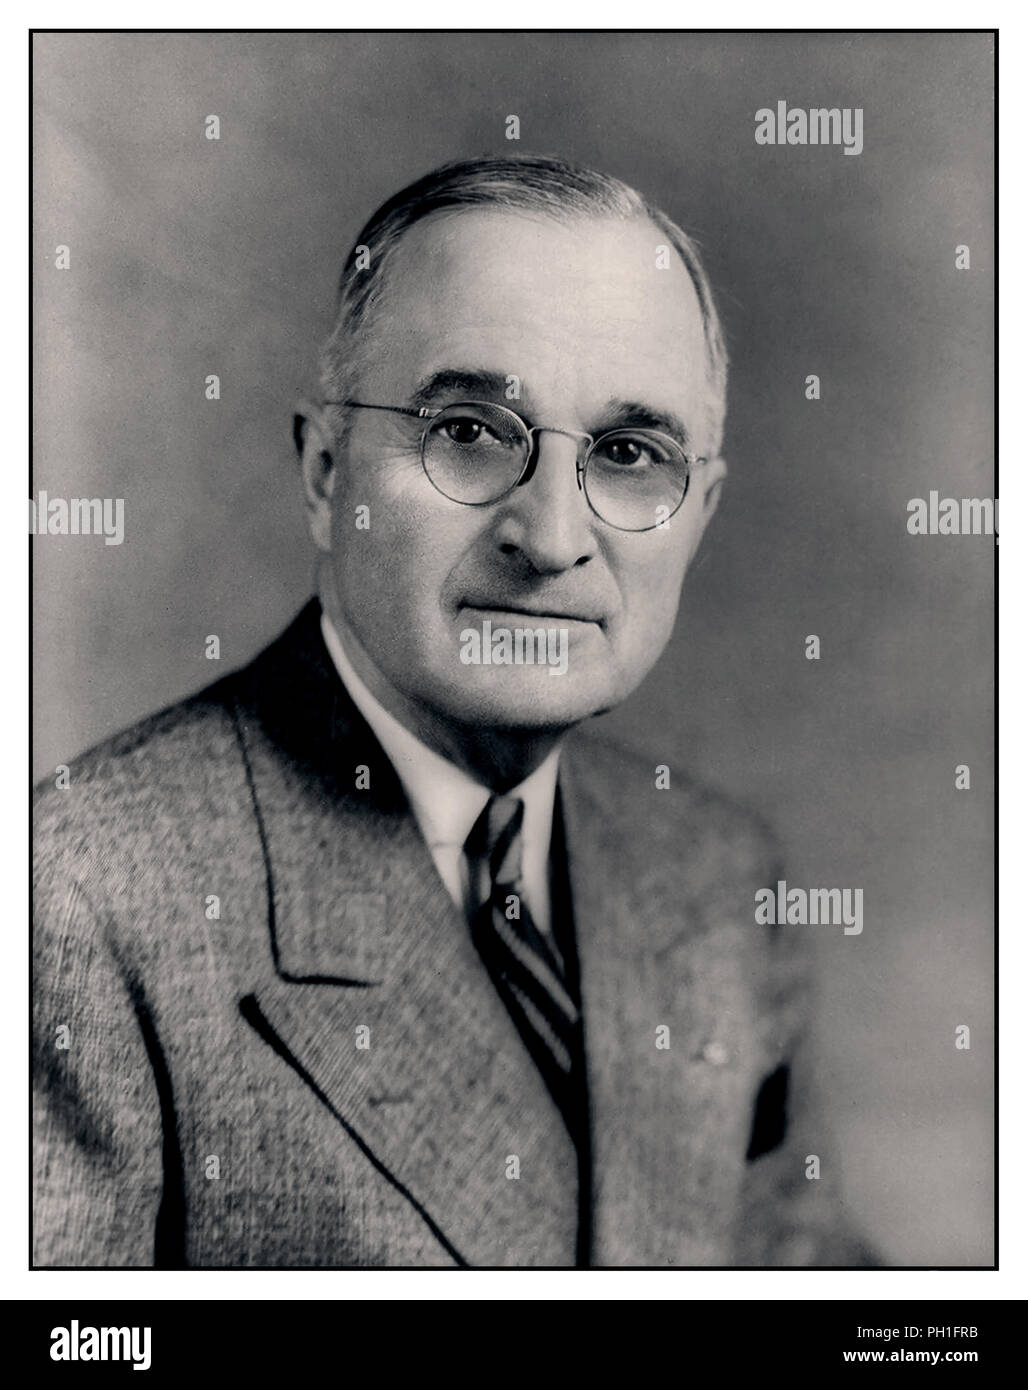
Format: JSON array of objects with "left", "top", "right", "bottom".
[
  {"left": 230, "top": 599, "right": 580, "bottom": 1264},
  {"left": 318, "top": 607, "right": 562, "bottom": 936}
]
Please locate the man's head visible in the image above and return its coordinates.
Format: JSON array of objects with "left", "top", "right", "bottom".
[{"left": 297, "top": 154, "right": 728, "bottom": 752}]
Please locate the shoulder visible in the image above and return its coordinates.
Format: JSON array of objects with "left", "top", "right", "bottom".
[
  {"left": 562, "top": 724, "right": 781, "bottom": 888},
  {"left": 32, "top": 600, "right": 329, "bottom": 942},
  {"left": 33, "top": 601, "right": 324, "bottom": 859},
  {"left": 31, "top": 635, "right": 283, "bottom": 960},
  {"left": 34, "top": 676, "right": 244, "bottom": 858},
  {"left": 32, "top": 674, "right": 256, "bottom": 1005}
]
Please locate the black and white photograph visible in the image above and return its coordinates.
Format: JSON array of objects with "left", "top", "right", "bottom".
[{"left": 30, "top": 29, "right": 995, "bottom": 1276}]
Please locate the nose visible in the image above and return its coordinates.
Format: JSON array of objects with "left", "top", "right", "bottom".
[{"left": 492, "top": 429, "right": 598, "bottom": 573}]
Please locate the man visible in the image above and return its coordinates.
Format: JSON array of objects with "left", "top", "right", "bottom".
[{"left": 34, "top": 154, "right": 871, "bottom": 1267}]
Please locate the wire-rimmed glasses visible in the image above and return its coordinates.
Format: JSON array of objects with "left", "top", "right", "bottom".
[{"left": 334, "top": 398, "right": 701, "bottom": 533}]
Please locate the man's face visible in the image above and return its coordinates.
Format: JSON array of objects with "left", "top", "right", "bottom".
[{"left": 311, "top": 209, "right": 724, "bottom": 733}]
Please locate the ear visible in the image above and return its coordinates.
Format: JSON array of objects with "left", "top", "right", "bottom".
[
  {"left": 698, "top": 454, "right": 727, "bottom": 529},
  {"left": 294, "top": 398, "right": 338, "bottom": 554}
]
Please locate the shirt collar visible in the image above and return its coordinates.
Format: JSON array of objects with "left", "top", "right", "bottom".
[{"left": 320, "top": 612, "right": 561, "bottom": 858}]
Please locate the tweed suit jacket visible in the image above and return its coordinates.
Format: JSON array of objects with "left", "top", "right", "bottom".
[{"left": 33, "top": 598, "right": 869, "bottom": 1267}]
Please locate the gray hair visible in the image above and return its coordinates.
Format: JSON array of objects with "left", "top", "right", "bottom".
[{"left": 316, "top": 153, "right": 728, "bottom": 454}]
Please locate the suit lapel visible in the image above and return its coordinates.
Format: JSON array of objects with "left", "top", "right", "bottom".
[
  {"left": 231, "top": 603, "right": 579, "bottom": 1267},
  {"left": 561, "top": 740, "right": 750, "bottom": 1266},
  {"left": 561, "top": 744, "right": 653, "bottom": 1265}
]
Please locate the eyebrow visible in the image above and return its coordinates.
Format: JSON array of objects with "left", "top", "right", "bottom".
[
  {"left": 409, "top": 369, "right": 510, "bottom": 410},
  {"left": 408, "top": 369, "right": 694, "bottom": 448},
  {"left": 601, "top": 399, "right": 693, "bottom": 449}
]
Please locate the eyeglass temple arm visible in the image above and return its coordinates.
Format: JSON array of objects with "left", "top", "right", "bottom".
[{"left": 336, "top": 399, "right": 436, "bottom": 419}]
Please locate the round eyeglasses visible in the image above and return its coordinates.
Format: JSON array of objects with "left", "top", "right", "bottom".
[{"left": 335, "top": 399, "right": 700, "bottom": 533}]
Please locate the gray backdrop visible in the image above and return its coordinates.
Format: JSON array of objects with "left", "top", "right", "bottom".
[{"left": 33, "top": 31, "right": 995, "bottom": 1265}]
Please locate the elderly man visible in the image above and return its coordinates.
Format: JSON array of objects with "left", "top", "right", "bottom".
[{"left": 34, "top": 153, "right": 870, "bottom": 1267}]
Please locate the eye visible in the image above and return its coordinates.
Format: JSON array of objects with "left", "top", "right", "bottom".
[
  {"left": 595, "top": 435, "right": 656, "bottom": 467},
  {"left": 442, "top": 418, "right": 486, "bottom": 446},
  {"left": 429, "top": 405, "right": 524, "bottom": 456},
  {"left": 436, "top": 414, "right": 512, "bottom": 448}
]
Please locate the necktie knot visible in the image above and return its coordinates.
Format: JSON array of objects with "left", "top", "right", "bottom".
[{"left": 464, "top": 794, "right": 524, "bottom": 890}]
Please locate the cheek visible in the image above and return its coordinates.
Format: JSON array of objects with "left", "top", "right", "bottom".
[
  {"left": 332, "top": 462, "right": 470, "bottom": 615},
  {"left": 337, "top": 447, "right": 421, "bottom": 538},
  {"left": 616, "top": 534, "right": 694, "bottom": 630}
]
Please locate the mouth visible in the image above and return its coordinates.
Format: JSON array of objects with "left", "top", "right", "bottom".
[{"left": 459, "top": 602, "right": 604, "bottom": 628}]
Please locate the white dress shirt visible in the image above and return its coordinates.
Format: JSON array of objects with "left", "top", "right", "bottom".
[{"left": 320, "top": 612, "right": 561, "bottom": 936}]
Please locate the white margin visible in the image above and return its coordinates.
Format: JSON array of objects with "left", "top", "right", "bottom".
[{"left": 5, "top": 5, "right": 1017, "bottom": 1305}]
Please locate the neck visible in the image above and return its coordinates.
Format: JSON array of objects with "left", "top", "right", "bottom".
[{"left": 319, "top": 571, "right": 568, "bottom": 792}]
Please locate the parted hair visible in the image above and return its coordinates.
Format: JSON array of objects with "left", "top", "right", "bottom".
[{"left": 317, "top": 152, "right": 729, "bottom": 453}]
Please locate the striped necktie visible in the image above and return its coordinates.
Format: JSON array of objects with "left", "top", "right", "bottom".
[{"left": 464, "top": 794, "right": 585, "bottom": 1138}]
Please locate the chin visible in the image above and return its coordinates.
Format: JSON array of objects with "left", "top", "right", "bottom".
[{"left": 428, "top": 667, "right": 617, "bottom": 733}]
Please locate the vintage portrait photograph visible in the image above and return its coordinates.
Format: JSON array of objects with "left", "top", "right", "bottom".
[{"left": 31, "top": 29, "right": 995, "bottom": 1272}]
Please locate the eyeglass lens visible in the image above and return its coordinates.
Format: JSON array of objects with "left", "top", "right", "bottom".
[{"left": 422, "top": 402, "right": 689, "bottom": 531}]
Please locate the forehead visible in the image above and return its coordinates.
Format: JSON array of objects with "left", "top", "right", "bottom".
[{"left": 360, "top": 208, "right": 711, "bottom": 427}]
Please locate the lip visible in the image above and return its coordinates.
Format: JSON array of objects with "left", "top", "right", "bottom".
[{"left": 460, "top": 602, "right": 604, "bottom": 627}]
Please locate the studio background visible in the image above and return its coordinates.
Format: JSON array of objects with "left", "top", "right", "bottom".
[{"left": 32, "top": 31, "right": 995, "bottom": 1265}]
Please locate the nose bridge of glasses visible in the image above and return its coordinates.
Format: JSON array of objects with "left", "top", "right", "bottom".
[
  {"left": 521, "top": 424, "right": 591, "bottom": 485},
  {"left": 526, "top": 423, "right": 593, "bottom": 449}
]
